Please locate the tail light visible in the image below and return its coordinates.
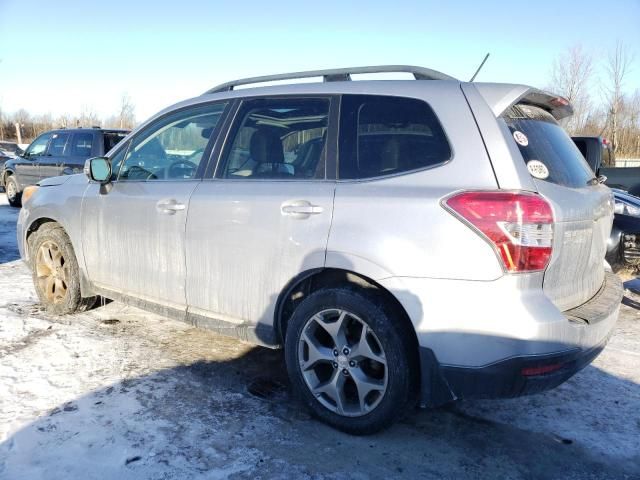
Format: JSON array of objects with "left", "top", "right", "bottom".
[{"left": 444, "top": 191, "right": 554, "bottom": 273}]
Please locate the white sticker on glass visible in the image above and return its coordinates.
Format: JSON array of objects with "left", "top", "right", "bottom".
[
  {"left": 527, "top": 160, "right": 549, "bottom": 179},
  {"left": 513, "top": 130, "right": 529, "bottom": 146}
]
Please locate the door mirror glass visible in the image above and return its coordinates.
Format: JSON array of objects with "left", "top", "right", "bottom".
[{"left": 85, "top": 157, "right": 111, "bottom": 183}]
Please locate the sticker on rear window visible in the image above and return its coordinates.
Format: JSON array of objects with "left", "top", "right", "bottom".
[
  {"left": 513, "top": 130, "right": 529, "bottom": 146},
  {"left": 527, "top": 160, "right": 549, "bottom": 179}
]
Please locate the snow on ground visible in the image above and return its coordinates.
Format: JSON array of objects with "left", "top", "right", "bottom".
[{"left": 0, "top": 195, "right": 639, "bottom": 479}]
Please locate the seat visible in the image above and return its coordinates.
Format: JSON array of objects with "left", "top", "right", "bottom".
[{"left": 249, "top": 129, "right": 293, "bottom": 178}]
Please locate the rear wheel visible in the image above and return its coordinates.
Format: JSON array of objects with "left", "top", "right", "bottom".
[
  {"left": 5, "top": 175, "right": 21, "bottom": 207},
  {"left": 285, "top": 287, "right": 417, "bottom": 435},
  {"left": 30, "top": 224, "right": 96, "bottom": 314}
]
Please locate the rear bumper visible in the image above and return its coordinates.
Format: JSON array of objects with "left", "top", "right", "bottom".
[
  {"left": 424, "top": 335, "right": 608, "bottom": 403},
  {"left": 417, "top": 272, "right": 622, "bottom": 405}
]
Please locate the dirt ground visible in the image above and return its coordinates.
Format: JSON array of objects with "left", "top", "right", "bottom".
[{"left": 0, "top": 196, "right": 639, "bottom": 479}]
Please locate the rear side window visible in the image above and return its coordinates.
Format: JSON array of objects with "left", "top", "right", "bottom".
[
  {"left": 501, "top": 104, "right": 594, "bottom": 188},
  {"left": 221, "top": 97, "right": 329, "bottom": 180},
  {"left": 339, "top": 95, "right": 451, "bottom": 179},
  {"left": 71, "top": 133, "right": 95, "bottom": 157}
]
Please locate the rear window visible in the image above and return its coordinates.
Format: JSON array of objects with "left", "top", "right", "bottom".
[
  {"left": 104, "top": 132, "right": 128, "bottom": 154},
  {"left": 339, "top": 95, "right": 451, "bottom": 179},
  {"left": 501, "top": 104, "right": 594, "bottom": 188}
]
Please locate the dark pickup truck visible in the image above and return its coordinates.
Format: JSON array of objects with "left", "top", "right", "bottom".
[
  {"left": 1, "top": 127, "right": 128, "bottom": 207},
  {"left": 572, "top": 135, "right": 640, "bottom": 195}
]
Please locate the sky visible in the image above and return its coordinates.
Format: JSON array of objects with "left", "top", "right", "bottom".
[{"left": 0, "top": 0, "right": 639, "bottom": 122}]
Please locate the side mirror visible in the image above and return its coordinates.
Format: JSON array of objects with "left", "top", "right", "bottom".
[{"left": 85, "top": 157, "right": 112, "bottom": 184}]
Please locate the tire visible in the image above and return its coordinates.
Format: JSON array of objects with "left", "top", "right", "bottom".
[
  {"left": 5, "top": 175, "right": 21, "bottom": 208},
  {"left": 285, "top": 287, "right": 417, "bottom": 435},
  {"left": 30, "top": 224, "right": 97, "bottom": 315}
]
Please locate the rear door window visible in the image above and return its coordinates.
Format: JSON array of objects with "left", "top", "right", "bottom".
[
  {"left": 501, "top": 104, "right": 594, "bottom": 188},
  {"left": 220, "top": 97, "right": 330, "bottom": 180},
  {"left": 338, "top": 95, "right": 451, "bottom": 179},
  {"left": 48, "top": 132, "right": 71, "bottom": 156}
]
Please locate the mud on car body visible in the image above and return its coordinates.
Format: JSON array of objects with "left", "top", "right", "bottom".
[{"left": 17, "top": 66, "right": 622, "bottom": 434}]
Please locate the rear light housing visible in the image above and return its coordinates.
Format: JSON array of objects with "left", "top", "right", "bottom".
[{"left": 443, "top": 191, "right": 554, "bottom": 273}]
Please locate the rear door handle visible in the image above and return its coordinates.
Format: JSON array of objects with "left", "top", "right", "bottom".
[
  {"left": 156, "top": 198, "right": 186, "bottom": 215},
  {"left": 281, "top": 200, "right": 324, "bottom": 218}
]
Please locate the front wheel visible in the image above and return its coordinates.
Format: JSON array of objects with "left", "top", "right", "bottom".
[
  {"left": 5, "top": 176, "right": 21, "bottom": 207},
  {"left": 285, "top": 287, "right": 417, "bottom": 435},
  {"left": 30, "top": 224, "right": 96, "bottom": 314}
]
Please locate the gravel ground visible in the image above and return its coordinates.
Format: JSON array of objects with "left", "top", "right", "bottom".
[{"left": 0, "top": 196, "right": 639, "bottom": 479}]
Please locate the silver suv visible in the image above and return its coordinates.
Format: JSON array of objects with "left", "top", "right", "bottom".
[{"left": 17, "top": 66, "right": 622, "bottom": 434}]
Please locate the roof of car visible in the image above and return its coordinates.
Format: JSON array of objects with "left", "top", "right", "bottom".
[{"left": 48, "top": 128, "right": 130, "bottom": 134}]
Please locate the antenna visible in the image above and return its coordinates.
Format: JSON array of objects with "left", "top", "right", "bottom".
[{"left": 469, "top": 53, "right": 490, "bottom": 82}]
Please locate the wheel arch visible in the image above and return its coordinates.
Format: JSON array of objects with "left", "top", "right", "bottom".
[
  {"left": 274, "top": 267, "right": 420, "bottom": 361},
  {"left": 25, "top": 216, "right": 94, "bottom": 297}
]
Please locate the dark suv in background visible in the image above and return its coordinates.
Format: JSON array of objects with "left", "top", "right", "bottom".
[{"left": 1, "top": 127, "right": 128, "bottom": 207}]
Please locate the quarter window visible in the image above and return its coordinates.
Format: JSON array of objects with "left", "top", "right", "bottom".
[
  {"left": 339, "top": 95, "right": 451, "bottom": 179},
  {"left": 118, "top": 103, "right": 227, "bottom": 181},
  {"left": 221, "top": 98, "right": 329, "bottom": 180}
]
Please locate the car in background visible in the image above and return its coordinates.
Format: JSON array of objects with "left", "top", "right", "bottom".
[
  {"left": 0, "top": 141, "right": 24, "bottom": 156},
  {"left": 606, "top": 189, "right": 640, "bottom": 269},
  {"left": 572, "top": 136, "right": 640, "bottom": 270},
  {"left": 1, "top": 128, "right": 128, "bottom": 207},
  {"left": 0, "top": 142, "right": 22, "bottom": 180}
]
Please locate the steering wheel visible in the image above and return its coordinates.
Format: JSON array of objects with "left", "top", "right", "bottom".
[
  {"left": 126, "top": 165, "right": 158, "bottom": 180},
  {"left": 167, "top": 159, "right": 198, "bottom": 178}
]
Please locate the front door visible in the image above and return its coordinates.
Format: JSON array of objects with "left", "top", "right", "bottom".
[
  {"left": 80, "top": 102, "right": 229, "bottom": 314},
  {"left": 16, "top": 132, "right": 52, "bottom": 187},
  {"left": 185, "top": 97, "right": 336, "bottom": 344}
]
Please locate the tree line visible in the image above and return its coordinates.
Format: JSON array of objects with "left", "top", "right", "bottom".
[
  {"left": 549, "top": 41, "right": 639, "bottom": 159},
  {"left": 0, "top": 93, "right": 136, "bottom": 144}
]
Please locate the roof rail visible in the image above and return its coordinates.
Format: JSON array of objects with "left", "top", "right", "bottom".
[{"left": 204, "top": 65, "right": 456, "bottom": 94}]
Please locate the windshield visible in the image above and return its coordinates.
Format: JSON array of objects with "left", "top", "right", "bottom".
[{"left": 501, "top": 104, "right": 594, "bottom": 188}]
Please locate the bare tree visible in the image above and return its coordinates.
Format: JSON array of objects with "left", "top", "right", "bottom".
[
  {"left": 117, "top": 93, "right": 136, "bottom": 129},
  {"left": 548, "top": 45, "right": 594, "bottom": 133},
  {"left": 603, "top": 41, "right": 634, "bottom": 153},
  {"left": 78, "top": 105, "right": 101, "bottom": 128}
]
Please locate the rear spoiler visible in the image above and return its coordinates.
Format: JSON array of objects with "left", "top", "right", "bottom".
[{"left": 471, "top": 83, "right": 574, "bottom": 121}]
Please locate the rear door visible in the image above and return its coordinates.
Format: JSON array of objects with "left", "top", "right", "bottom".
[
  {"left": 81, "top": 102, "right": 229, "bottom": 314},
  {"left": 499, "top": 103, "right": 614, "bottom": 310},
  {"left": 62, "top": 132, "right": 96, "bottom": 175},
  {"left": 185, "top": 97, "right": 336, "bottom": 344}
]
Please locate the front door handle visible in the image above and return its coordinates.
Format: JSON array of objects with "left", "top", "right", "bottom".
[
  {"left": 156, "top": 198, "right": 186, "bottom": 215},
  {"left": 281, "top": 200, "right": 324, "bottom": 218}
]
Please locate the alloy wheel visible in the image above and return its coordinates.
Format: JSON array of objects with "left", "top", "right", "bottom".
[
  {"left": 298, "top": 308, "right": 388, "bottom": 417},
  {"left": 35, "top": 240, "right": 69, "bottom": 304}
]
